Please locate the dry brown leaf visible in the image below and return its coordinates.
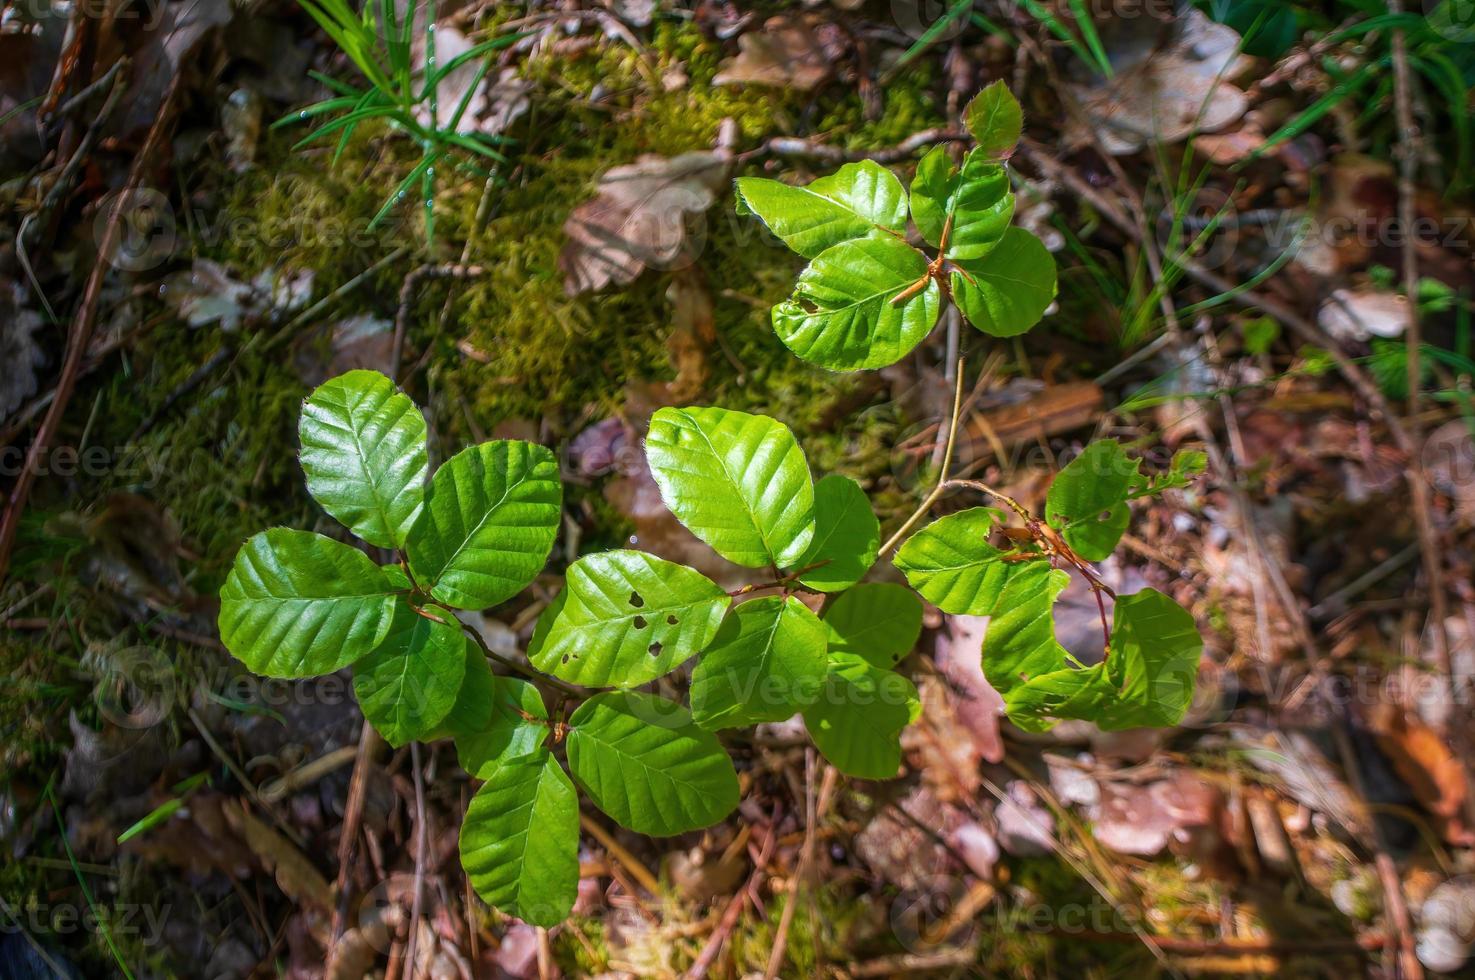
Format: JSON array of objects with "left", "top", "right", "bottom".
[
  {"left": 932, "top": 616, "right": 1005, "bottom": 766},
  {"left": 223, "top": 798, "right": 333, "bottom": 934},
  {"left": 713, "top": 14, "right": 842, "bottom": 91},
  {"left": 560, "top": 151, "right": 730, "bottom": 295},
  {"left": 1368, "top": 704, "right": 1472, "bottom": 845},
  {"left": 1317, "top": 288, "right": 1411, "bottom": 341},
  {"left": 959, "top": 380, "right": 1103, "bottom": 459},
  {"left": 1069, "top": 10, "right": 1251, "bottom": 155}
]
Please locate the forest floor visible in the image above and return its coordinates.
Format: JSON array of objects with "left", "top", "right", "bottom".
[{"left": 3, "top": 1, "right": 1475, "bottom": 978}]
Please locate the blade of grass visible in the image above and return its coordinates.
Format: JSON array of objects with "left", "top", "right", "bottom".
[
  {"left": 369, "top": 149, "right": 442, "bottom": 229},
  {"left": 45, "top": 779, "right": 135, "bottom": 979},
  {"left": 1247, "top": 58, "right": 1385, "bottom": 160}
]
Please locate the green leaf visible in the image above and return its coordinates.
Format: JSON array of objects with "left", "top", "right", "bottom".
[
  {"left": 951, "top": 227, "right": 1057, "bottom": 338},
  {"left": 796, "top": 474, "right": 880, "bottom": 593},
  {"left": 821, "top": 583, "right": 922, "bottom": 668},
  {"left": 909, "top": 146, "right": 1013, "bottom": 261},
  {"left": 1045, "top": 441, "right": 1141, "bottom": 562},
  {"left": 459, "top": 748, "right": 579, "bottom": 927},
  {"left": 981, "top": 562, "right": 1072, "bottom": 700},
  {"left": 735, "top": 160, "right": 908, "bottom": 259},
  {"left": 528, "top": 550, "right": 729, "bottom": 688},
  {"left": 430, "top": 643, "right": 549, "bottom": 776},
  {"left": 690, "top": 596, "right": 828, "bottom": 729},
  {"left": 298, "top": 370, "right": 428, "bottom": 549},
  {"left": 645, "top": 406, "right": 815, "bottom": 569},
  {"left": 352, "top": 601, "right": 465, "bottom": 746},
  {"left": 772, "top": 235, "right": 942, "bottom": 372},
  {"left": 1095, "top": 589, "right": 1201, "bottom": 728},
  {"left": 964, "top": 80, "right": 1024, "bottom": 158},
  {"left": 219, "top": 529, "right": 397, "bottom": 678},
  {"left": 1131, "top": 448, "right": 1208, "bottom": 498},
  {"left": 566, "top": 692, "right": 739, "bottom": 836},
  {"left": 802, "top": 653, "right": 919, "bottom": 779},
  {"left": 893, "top": 507, "right": 1029, "bottom": 615},
  {"left": 407, "top": 441, "right": 562, "bottom": 610},
  {"left": 1004, "top": 589, "right": 1201, "bottom": 731}
]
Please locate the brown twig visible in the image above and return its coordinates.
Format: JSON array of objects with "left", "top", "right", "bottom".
[
  {"left": 579, "top": 814, "right": 661, "bottom": 896},
  {"left": 333, "top": 722, "right": 383, "bottom": 941},
  {"left": 764, "top": 749, "right": 820, "bottom": 980},
  {"left": 878, "top": 359, "right": 968, "bottom": 557},
  {"left": 684, "top": 806, "right": 780, "bottom": 980},
  {"left": 743, "top": 128, "right": 965, "bottom": 165},
  {"left": 391, "top": 263, "right": 486, "bottom": 382},
  {"left": 454, "top": 616, "right": 584, "bottom": 699},
  {"left": 402, "top": 741, "right": 429, "bottom": 978},
  {"left": 0, "top": 73, "right": 179, "bottom": 585},
  {"left": 1387, "top": 0, "right": 1453, "bottom": 693}
]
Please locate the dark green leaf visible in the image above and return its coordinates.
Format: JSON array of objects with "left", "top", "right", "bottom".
[
  {"left": 459, "top": 748, "right": 579, "bottom": 926},
  {"left": 299, "top": 370, "right": 428, "bottom": 549},
  {"left": 353, "top": 601, "right": 465, "bottom": 746},
  {"left": 796, "top": 474, "right": 880, "bottom": 592},
  {"left": 1004, "top": 589, "right": 1201, "bottom": 731},
  {"left": 430, "top": 643, "right": 549, "bottom": 777},
  {"left": 802, "top": 653, "right": 920, "bottom": 779},
  {"left": 1045, "top": 441, "right": 1141, "bottom": 561},
  {"left": 219, "top": 529, "right": 396, "bottom": 678},
  {"left": 528, "top": 550, "right": 729, "bottom": 688},
  {"left": 822, "top": 582, "right": 922, "bottom": 668},
  {"left": 645, "top": 406, "right": 815, "bottom": 568},
  {"left": 981, "top": 562, "right": 1072, "bottom": 699},
  {"left": 690, "top": 596, "right": 828, "bottom": 729},
  {"left": 407, "top": 441, "right": 562, "bottom": 610},
  {"left": 566, "top": 692, "right": 739, "bottom": 836}
]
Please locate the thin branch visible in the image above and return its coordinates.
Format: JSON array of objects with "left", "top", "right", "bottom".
[
  {"left": 402, "top": 741, "right": 429, "bottom": 976},
  {"left": 878, "top": 358, "right": 968, "bottom": 557},
  {"left": 1388, "top": 0, "right": 1453, "bottom": 691},
  {"left": 455, "top": 617, "right": 584, "bottom": 699}
]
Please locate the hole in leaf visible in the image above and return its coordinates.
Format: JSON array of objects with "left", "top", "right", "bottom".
[
  {"left": 561, "top": 654, "right": 570, "bottom": 664},
  {"left": 666, "top": 614, "right": 678, "bottom": 625},
  {"left": 629, "top": 591, "right": 644, "bottom": 608},
  {"left": 648, "top": 641, "right": 663, "bottom": 657},
  {"left": 633, "top": 615, "right": 648, "bottom": 629}
]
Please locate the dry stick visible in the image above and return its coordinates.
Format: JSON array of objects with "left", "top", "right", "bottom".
[
  {"left": 260, "top": 744, "right": 360, "bottom": 804},
  {"left": 878, "top": 360, "right": 968, "bottom": 557},
  {"left": 0, "top": 72, "right": 177, "bottom": 585},
  {"left": 390, "top": 263, "right": 486, "bottom": 382},
  {"left": 745, "top": 128, "right": 966, "bottom": 166},
  {"left": 402, "top": 741, "right": 429, "bottom": 979},
  {"left": 456, "top": 618, "right": 584, "bottom": 699},
  {"left": 1331, "top": 722, "right": 1424, "bottom": 980},
  {"left": 684, "top": 807, "right": 780, "bottom": 980},
  {"left": 333, "top": 722, "right": 383, "bottom": 941},
  {"left": 579, "top": 814, "right": 661, "bottom": 896},
  {"left": 764, "top": 749, "right": 819, "bottom": 980},
  {"left": 977, "top": 772, "right": 1183, "bottom": 979},
  {"left": 1388, "top": 0, "right": 1454, "bottom": 691}
]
